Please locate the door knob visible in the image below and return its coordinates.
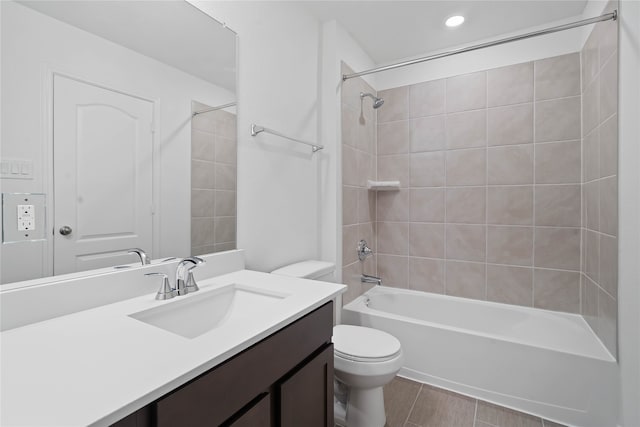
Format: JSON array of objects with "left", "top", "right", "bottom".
[{"left": 59, "top": 225, "right": 72, "bottom": 236}]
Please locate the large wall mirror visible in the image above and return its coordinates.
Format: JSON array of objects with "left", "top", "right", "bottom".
[{"left": 0, "top": 0, "right": 237, "bottom": 285}]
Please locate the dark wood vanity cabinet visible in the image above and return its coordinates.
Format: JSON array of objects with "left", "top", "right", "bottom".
[{"left": 112, "top": 302, "right": 334, "bottom": 427}]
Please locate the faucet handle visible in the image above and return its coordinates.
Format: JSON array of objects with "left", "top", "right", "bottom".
[
  {"left": 184, "top": 257, "right": 205, "bottom": 293},
  {"left": 145, "top": 272, "right": 176, "bottom": 300}
]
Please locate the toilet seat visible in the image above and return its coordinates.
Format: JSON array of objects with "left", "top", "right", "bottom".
[{"left": 333, "top": 325, "right": 402, "bottom": 363}]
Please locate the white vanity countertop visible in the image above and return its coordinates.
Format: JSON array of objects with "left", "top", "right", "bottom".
[{"left": 0, "top": 269, "right": 345, "bottom": 427}]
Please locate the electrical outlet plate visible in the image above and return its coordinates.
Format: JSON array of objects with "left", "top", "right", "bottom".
[{"left": 2, "top": 193, "right": 46, "bottom": 243}]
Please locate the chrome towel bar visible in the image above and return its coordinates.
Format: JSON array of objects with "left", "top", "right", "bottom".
[{"left": 251, "top": 124, "right": 323, "bottom": 153}]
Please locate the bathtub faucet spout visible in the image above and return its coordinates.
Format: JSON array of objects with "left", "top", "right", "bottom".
[{"left": 361, "top": 274, "right": 382, "bottom": 286}]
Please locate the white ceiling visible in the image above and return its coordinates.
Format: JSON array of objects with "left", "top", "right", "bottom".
[
  {"left": 303, "top": 1, "right": 589, "bottom": 65},
  {"left": 19, "top": 1, "right": 237, "bottom": 92}
]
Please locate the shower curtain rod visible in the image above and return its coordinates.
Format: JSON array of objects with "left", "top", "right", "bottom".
[
  {"left": 343, "top": 10, "right": 617, "bottom": 81},
  {"left": 192, "top": 102, "right": 237, "bottom": 116}
]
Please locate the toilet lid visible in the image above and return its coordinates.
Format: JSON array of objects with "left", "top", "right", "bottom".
[{"left": 333, "top": 325, "right": 401, "bottom": 362}]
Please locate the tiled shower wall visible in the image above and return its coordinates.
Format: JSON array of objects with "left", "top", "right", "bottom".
[
  {"left": 191, "top": 101, "right": 237, "bottom": 256},
  {"left": 580, "top": 2, "right": 618, "bottom": 357},
  {"left": 341, "top": 63, "right": 378, "bottom": 304},
  {"left": 374, "top": 54, "right": 585, "bottom": 313}
]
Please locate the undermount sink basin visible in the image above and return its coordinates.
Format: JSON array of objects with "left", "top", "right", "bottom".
[{"left": 129, "top": 284, "right": 289, "bottom": 339}]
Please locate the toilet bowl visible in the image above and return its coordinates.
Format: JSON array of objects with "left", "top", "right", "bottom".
[{"left": 271, "top": 261, "right": 404, "bottom": 427}]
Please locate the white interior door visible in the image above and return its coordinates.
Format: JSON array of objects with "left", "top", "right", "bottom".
[{"left": 53, "top": 75, "right": 154, "bottom": 275}]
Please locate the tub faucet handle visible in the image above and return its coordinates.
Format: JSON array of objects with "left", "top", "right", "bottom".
[{"left": 357, "top": 239, "right": 374, "bottom": 261}]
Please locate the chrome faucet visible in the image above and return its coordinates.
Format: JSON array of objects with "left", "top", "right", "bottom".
[
  {"left": 145, "top": 272, "right": 176, "bottom": 300},
  {"left": 175, "top": 257, "right": 205, "bottom": 296},
  {"left": 128, "top": 248, "right": 151, "bottom": 265},
  {"left": 361, "top": 274, "right": 382, "bottom": 286},
  {"left": 357, "top": 240, "right": 374, "bottom": 261}
]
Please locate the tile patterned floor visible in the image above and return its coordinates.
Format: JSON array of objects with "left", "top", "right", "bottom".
[{"left": 383, "top": 377, "right": 567, "bottom": 427}]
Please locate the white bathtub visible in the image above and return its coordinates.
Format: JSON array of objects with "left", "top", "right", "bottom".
[{"left": 342, "top": 286, "right": 617, "bottom": 427}]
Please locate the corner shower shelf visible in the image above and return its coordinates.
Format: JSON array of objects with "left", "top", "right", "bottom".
[{"left": 367, "top": 180, "right": 400, "bottom": 191}]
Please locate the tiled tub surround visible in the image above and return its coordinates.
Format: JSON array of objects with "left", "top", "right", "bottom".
[
  {"left": 580, "top": 2, "right": 619, "bottom": 358},
  {"left": 341, "top": 63, "right": 378, "bottom": 303},
  {"left": 191, "top": 101, "right": 237, "bottom": 255},
  {"left": 375, "top": 53, "right": 587, "bottom": 315}
]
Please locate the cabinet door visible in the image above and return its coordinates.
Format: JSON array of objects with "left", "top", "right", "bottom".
[
  {"left": 227, "top": 393, "right": 271, "bottom": 427},
  {"left": 279, "top": 344, "right": 334, "bottom": 427}
]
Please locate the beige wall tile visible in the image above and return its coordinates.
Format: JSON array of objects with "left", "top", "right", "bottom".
[
  {"left": 357, "top": 150, "right": 376, "bottom": 187},
  {"left": 378, "top": 255, "right": 409, "bottom": 288},
  {"left": 409, "top": 223, "right": 445, "bottom": 258},
  {"left": 446, "top": 148, "right": 486, "bottom": 186},
  {"left": 446, "top": 110, "right": 487, "bottom": 149},
  {"left": 378, "top": 86, "right": 409, "bottom": 123},
  {"left": 599, "top": 114, "right": 618, "bottom": 178},
  {"left": 358, "top": 222, "right": 376, "bottom": 252},
  {"left": 342, "top": 145, "right": 359, "bottom": 186},
  {"left": 487, "top": 265, "right": 533, "bottom": 306},
  {"left": 410, "top": 188, "right": 445, "bottom": 222},
  {"left": 487, "top": 103, "right": 533, "bottom": 146},
  {"left": 192, "top": 129, "right": 215, "bottom": 161},
  {"left": 584, "top": 130, "right": 600, "bottom": 183},
  {"left": 600, "top": 176, "right": 618, "bottom": 236},
  {"left": 191, "top": 106, "right": 216, "bottom": 133},
  {"left": 487, "top": 186, "right": 533, "bottom": 225},
  {"left": 598, "top": 13, "right": 618, "bottom": 68},
  {"left": 585, "top": 230, "right": 600, "bottom": 283},
  {"left": 585, "top": 180, "right": 600, "bottom": 231},
  {"left": 343, "top": 186, "right": 358, "bottom": 226},
  {"left": 409, "top": 257, "right": 445, "bottom": 294},
  {"left": 600, "top": 52, "right": 618, "bottom": 122},
  {"left": 410, "top": 151, "right": 445, "bottom": 187},
  {"left": 535, "top": 97, "right": 581, "bottom": 142},
  {"left": 534, "top": 269, "right": 580, "bottom": 313},
  {"left": 214, "top": 217, "right": 235, "bottom": 243},
  {"left": 446, "top": 187, "right": 486, "bottom": 224},
  {"left": 534, "top": 185, "right": 581, "bottom": 227},
  {"left": 410, "top": 79, "right": 445, "bottom": 118},
  {"left": 598, "top": 288, "right": 617, "bottom": 357},
  {"left": 534, "top": 53, "right": 581, "bottom": 101},
  {"left": 582, "top": 275, "right": 599, "bottom": 332},
  {"left": 535, "top": 140, "right": 581, "bottom": 184},
  {"left": 191, "top": 218, "right": 214, "bottom": 247},
  {"left": 582, "top": 80, "right": 599, "bottom": 137},
  {"left": 378, "top": 222, "right": 409, "bottom": 255},
  {"left": 215, "top": 164, "right": 236, "bottom": 190},
  {"left": 410, "top": 115, "right": 446, "bottom": 152},
  {"left": 378, "top": 189, "right": 410, "bottom": 222},
  {"left": 445, "top": 260, "right": 486, "bottom": 299},
  {"left": 341, "top": 261, "right": 364, "bottom": 305},
  {"left": 215, "top": 135, "right": 237, "bottom": 165},
  {"left": 488, "top": 145, "right": 533, "bottom": 185},
  {"left": 191, "top": 160, "right": 215, "bottom": 189},
  {"left": 446, "top": 71, "right": 487, "bottom": 113},
  {"left": 213, "top": 242, "right": 235, "bottom": 253},
  {"left": 599, "top": 234, "right": 618, "bottom": 298},
  {"left": 341, "top": 106, "right": 359, "bottom": 148},
  {"left": 378, "top": 121, "right": 410, "bottom": 155},
  {"left": 487, "top": 62, "right": 534, "bottom": 107},
  {"left": 446, "top": 224, "right": 486, "bottom": 262},
  {"left": 342, "top": 225, "right": 359, "bottom": 266},
  {"left": 215, "top": 190, "right": 236, "bottom": 217},
  {"left": 486, "top": 226, "right": 533, "bottom": 266},
  {"left": 378, "top": 155, "right": 409, "bottom": 187},
  {"left": 191, "top": 189, "right": 215, "bottom": 217},
  {"left": 582, "top": 26, "right": 600, "bottom": 90},
  {"left": 534, "top": 228, "right": 581, "bottom": 270},
  {"left": 357, "top": 188, "right": 376, "bottom": 223}
]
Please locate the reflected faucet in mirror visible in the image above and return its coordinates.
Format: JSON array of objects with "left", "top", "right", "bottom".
[{"left": 128, "top": 249, "right": 151, "bottom": 266}]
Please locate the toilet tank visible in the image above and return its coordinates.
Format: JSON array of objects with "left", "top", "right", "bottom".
[{"left": 271, "top": 260, "right": 336, "bottom": 282}]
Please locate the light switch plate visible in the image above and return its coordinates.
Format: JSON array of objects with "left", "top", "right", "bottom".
[
  {"left": 0, "top": 159, "right": 34, "bottom": 180},
  {"left": 2, "top": 193, "right": 46, "bottom": 243}
]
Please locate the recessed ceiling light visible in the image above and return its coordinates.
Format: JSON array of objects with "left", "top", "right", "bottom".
[{"left": 445, "top": 15, "right": 465, "bottom": 28}]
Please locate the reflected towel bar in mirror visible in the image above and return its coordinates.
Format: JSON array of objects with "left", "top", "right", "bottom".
[{"left": 251, "top": 124, "right": 323, "bottom": 153}]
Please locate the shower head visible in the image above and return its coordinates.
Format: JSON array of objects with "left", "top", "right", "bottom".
[{"left": 360, "top": 92, "right": 384, "bottom": 109}]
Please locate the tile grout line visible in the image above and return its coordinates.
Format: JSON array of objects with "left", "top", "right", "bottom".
[
  {"left": 443, "top": 79, "right": 448, "bottom": 295},
  {"left": 402, "top": 383, "right": 424, "bottom": 427},
  {"left": 532, "top": 60, "right": 537, "bottom": 308},
  {"left": 485, "top": 70, "right": 489, "bottom": 301}
]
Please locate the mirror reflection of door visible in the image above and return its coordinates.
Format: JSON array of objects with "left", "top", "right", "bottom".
[{"left": 53, "top": 75, "right": 153, "bottom": 274}]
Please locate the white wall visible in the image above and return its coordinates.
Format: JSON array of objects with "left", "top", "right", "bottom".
[
  {"left": 374, "top": 15, "right": 589, "bottom": 90},
  {"left": 617, "top": 1, "right": 640, "bottom": 425},
  {"left": 191, "top": 1, "right": 323, "bottom": 272},
  {"left": 0, "top": 2, "right": 233, "bottom": 283}
]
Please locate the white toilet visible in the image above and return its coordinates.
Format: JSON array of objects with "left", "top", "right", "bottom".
[{"left": 271, "top": 261, "right": 404, "bottom": 427}]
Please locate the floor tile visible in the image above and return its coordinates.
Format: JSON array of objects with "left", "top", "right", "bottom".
[
  {"left": 383, "top": 377, "right": 422, "bottom": 427},
  {"left": 407, "top": 384, "right": 476, "bottom": 427},
  {"left": 475, "top": 401, "right": 542, "bottom": 427}
]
